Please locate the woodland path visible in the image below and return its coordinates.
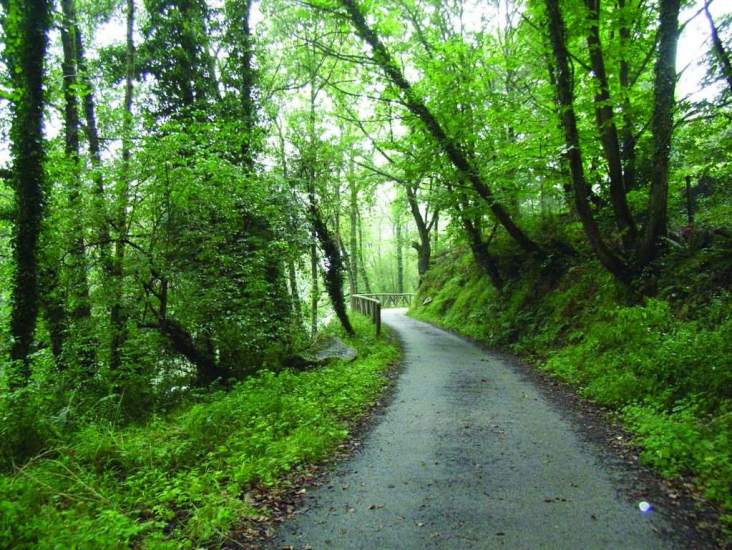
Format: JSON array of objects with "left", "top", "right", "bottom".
[{"left": 271, "top": 310, "right": 680, "bottom": 549}]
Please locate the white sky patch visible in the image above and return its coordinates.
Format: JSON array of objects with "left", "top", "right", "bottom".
[{"left": 677, "top": 0, "right": 730, "bottom": 101}]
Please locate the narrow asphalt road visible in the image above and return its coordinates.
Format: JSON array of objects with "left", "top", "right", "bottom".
[{"left": 271, "top": 309, "right": 678, "bottom": 549}]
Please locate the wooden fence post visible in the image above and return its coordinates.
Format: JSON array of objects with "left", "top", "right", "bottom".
[
  {"left": 375, "top": 302, "right": 381, "bottom": 335},
  {"left": 350, "top": 293, "right": 414, "bottom": 336}
]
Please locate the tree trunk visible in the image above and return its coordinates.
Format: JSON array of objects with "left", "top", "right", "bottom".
[
  {"left": 274, "top": 115, "right": 303, "bottom": 330},
  {"left": 617, "top": 0, "right": 638, "bottom": 193},
  {"left": 357, "top": 208, "right": 372, "bottom": 293},
  {"left": 157, "top": 317, "right": 223, "bottom": 386},
  {"left": 639, "top": 0, "right": 681, "bottom": 264},
  {"left": 341, "top": 234, "right": 356, "bottom": 297},
  {"left": 462, "top": 217, "right": 503, "bottom": 289},
  {"left": 310, "top": 238, "right": 319, "bottom": 337},
  {"left": 226, "top": 0, "right": 256, "bottom": 169},
  {"left": 432, "top": 212, "right": 438, "bottom": 255},
  {"left": 338, "top": 0, "right": 541, "bottom": 256},
  {"left": 584, "top": 0, "right": 637, "bottom": 244},
  {"left": 240, "top": 0, "right": 255, "bottom": 169},
  {"left": 287, "top": 258, "right": 303, "bottom": 327},
  {"left": 310, "top": 202, "right": 354, "bottom": 335},
  {"left": 61, "top": 0, "right": 95, "bottom": 370},
  {"left": 6, "top": 0, "right": 52, "bottom": 375},
  {"left": 405, "top": 184, "right": 431, "bottom": 280},
  {"left": 110, "top": 0, "right": 135, "bottom": 371},
  {"left": 348, "top": 161, "right": 359, "bottom": 295},
  {"left": 39, "top": 260, "right": 67, "bottom": 363},
  {"left": 73, "top": 10, "right": 111, "bottom": 274},
  {"left": 544, "top": 0, "right": 630, "bottom": 283},
  {"left": 395, "top": 211, "right": 404, "bottom": 293}
]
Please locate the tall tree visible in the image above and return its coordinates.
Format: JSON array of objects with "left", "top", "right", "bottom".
[
  {"left": 109, "top": 0, "right": 136, "bottom": 371},
  {"left": 617, "top": 0, "right": 639, "bottom": 193},
  {"left": 142, "top": 0, "right": 218, "bottom": 116},
  {"left": 394, "top": 207, "right": 404, "bottom": 293},
  {"left": 639, "top": 0, "right": 681, "bottom": 263},
  {"left": 4, "top": 0, "right": 52, "bottom": 373},
  {"left": 310, "top": 199, "right": 354, "bottom": 335},
  {"left": 583, "top": 0, "right": 637, "bottom": 244},
  {"left": 405, "top": 182, "right": 437, "bottom": 280},
  {"left": 704, "top": 3, "right": 732, "bottom": 95},
  {"left": 225, "top": 0, "right": 256, "bottom": 169},
  {"left": 72, "top": 6, "right": 112, "bottom": 277},
  {"left": 544, "top": 0, "right": 631, "bottom": 282},
  {"left": 357, "top": 208, "right": 372, "bottom": 293},
  {"left": 335, "top": 0, "right": 542, "bottom": 256},
  {"left": 348, "top": 159, "right": 359, "bottom": 296},
  {"left": 61, "top": 0, "right": 95, "bottom": 369}
]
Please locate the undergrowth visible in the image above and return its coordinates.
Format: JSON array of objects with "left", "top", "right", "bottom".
[
  {"left": 0, "top": 314, "right": 398, "bottom": 548},
  {"left": 412, "top": 243, "right": 732, "bottom": 530}
]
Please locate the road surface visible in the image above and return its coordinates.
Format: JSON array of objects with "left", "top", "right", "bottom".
[{"left": 271, "top": 309, "right": 679, "bottom": 549}]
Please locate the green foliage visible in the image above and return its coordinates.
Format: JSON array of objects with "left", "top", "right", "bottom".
[
  {"left": 0, "top": 315, "right": 398, "bottom": 548},
  {"left": 544, "top": 300, "right": 732, "bottom": 409},
  {"left": 2, "top": 0, "right": 732, "bottom": 542},
  {"left": 625, "top": 401, "right": 731, "bottom": 510}
]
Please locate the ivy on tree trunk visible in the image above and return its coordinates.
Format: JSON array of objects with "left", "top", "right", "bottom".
[{"left": 5, "top": 0, "right": 52, "bottom": 377}]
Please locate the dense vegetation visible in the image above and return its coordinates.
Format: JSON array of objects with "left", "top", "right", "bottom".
[
  {"left": 1, "top": 0, "right": 731, "bottom": 544},
  {"left": 0, "top": 315, "right": 398, "bottom": 547}
]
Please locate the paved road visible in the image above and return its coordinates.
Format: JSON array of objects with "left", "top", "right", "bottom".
[{"left": 272, "top": 310, "right": 677, "bottom": 549}]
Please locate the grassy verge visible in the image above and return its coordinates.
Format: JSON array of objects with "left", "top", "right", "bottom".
[
  {"left": 411, "top": 247, "right": 731, "bottom": 530},
  {"left": 0, "top": 314, "right": 398, "bottom": 548}
]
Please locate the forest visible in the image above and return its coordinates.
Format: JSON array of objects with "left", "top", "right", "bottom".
[{"left": 0, "top": 0, "right": 731, "bottom": 546}]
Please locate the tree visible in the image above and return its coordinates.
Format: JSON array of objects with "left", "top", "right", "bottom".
[
  {"left": 141, "top": 0, "right": 218, "bottom": 116},
  {"left": 335, "top": 0, "right": 543, "bottom": 256},
  {"left": 639, "top": 0, "right": 681, "bottom": 263},
  {"left": 4, "top": 0, "right": 52, "bottom": 375},
  {"left": 543, "top": 0, "right": 631, "bottom": 282},
  {"left": 543, "top": 0, "right": 681, "bottom": 281},
  {"left": 225, "top": 0, "right": 257, "bottom": 169},
  {"left": 60, "top": 0, "right": 95, "bottom": 370},
  {"left": 109, "top": 0, "right": 136, "bottom": 371}
]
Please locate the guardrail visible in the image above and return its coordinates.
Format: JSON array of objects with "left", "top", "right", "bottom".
[
  {"left": 350, "top": 293, "right": 415, "bottom": 335},
  {"left": 351, "top": 294, "right": 382, "bottom": 334},
  {"left": 357, "top": 293, "right": 414, "bottom": 308}
]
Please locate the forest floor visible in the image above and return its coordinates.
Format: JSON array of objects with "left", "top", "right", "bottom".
[{"left": 269, "top": 309, "right": 713, "bottom": 549}]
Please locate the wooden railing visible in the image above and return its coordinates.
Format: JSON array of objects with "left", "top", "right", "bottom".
[
  {"left": 351, "top": 294, "right": 382, "bottom": 334},
  {"left": 350, "top": 293, "right": 415, "bottom": 335},
  {"left": 358, "top": 293, "right": 414, "bottom": 308}
]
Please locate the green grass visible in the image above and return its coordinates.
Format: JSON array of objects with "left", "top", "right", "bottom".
[
  {"left": 411, "top": 246, "right": 732, "bottom": 529},
  {"left": 0, "top": 314, "right": 399, "bottom": 548}
]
